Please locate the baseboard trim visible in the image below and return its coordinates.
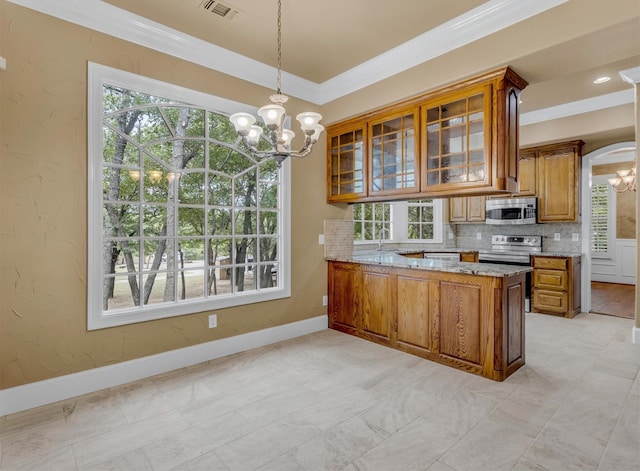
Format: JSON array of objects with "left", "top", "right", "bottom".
[
  {"left": 633, "top": 326, "right": 640, "bottom": 345},
  {"left": 0, "top": 315, "right": 328, "bottom": 417}
]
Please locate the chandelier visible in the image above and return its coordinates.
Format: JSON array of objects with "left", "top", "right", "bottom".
[
  {"left": 608, "top": 166, "right": 636, "bottom": 192},
  {"left": 229, "top": 0, "right": 324, "bottom": 166}
]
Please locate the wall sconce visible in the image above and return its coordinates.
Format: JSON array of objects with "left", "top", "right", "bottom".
[
  {"left": 608, "top": 166, "right": 636, "bottom": 192},
  {"left": 148, "top": 170, "right": 163, "bottom": 183},
  {"left": 129, "top": 170, "right": 141, "bottom": 181}
]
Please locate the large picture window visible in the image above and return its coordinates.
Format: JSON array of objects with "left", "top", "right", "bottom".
[{"left": 88, "top": 63, "right": 290, "bottom": 329}]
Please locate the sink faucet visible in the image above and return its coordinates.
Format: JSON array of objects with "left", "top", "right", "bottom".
[{"left": 377, "top": 227, "right": 390, "bottom": 251}]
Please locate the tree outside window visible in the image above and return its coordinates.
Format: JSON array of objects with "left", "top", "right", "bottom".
[{"left": 88, "top": 64, "right": 289, "bottom": 329}]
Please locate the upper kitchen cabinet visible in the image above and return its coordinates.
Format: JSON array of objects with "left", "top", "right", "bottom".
[
  {"left": 420, "top": 68, "right": 526, "bottom": 197},
  {"left": 369, "top": 107, "right": 420, "bottom": 197},
  {"left": 422, "top": 84, "right": 490, "bottom": 193},
  {"left": 527, "top": 140, "right": 584, "bottom": 223},
  {"left": 326, "top": 119, "right": 367, "bottom": 202},
  {"left": 325, "top": 67, "right": 527, "bottom": 203}
]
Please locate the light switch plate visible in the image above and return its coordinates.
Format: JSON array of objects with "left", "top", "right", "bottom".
[
  {"left": 554, "top": 233, "right": 561, "bottom": 241},
  {"left": 318, "top": 234, "right": 325, "bottom": 245},
  {"left": 476, "top": 233, "right": 482, "bottom": 240},
  {"left": 572, "top": 233, "right": 580, "bottom": 241}
]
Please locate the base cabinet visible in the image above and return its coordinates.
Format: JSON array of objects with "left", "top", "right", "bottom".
[
  {"left": 531, "top": 255, "right": 581, "bottom": 317},
  {"left": 328, "top": 261, "right": 526, "bottom": 381}
]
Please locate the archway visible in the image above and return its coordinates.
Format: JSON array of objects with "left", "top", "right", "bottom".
[{"left": 580, "top": 141, "right": 637, "bottom": 313}]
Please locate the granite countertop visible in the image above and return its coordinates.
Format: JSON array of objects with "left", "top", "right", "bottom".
[
  {"left": 534, "top": 251, "right": 583, "bottom": 258},
  {"left": 395, "top": 248, "right": 583, "bottom": 258},
  {"left": 327, "top": 252, "right": 532, "bottom": 277}
]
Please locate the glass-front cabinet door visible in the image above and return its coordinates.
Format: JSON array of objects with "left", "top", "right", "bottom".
[
  {"left": 421, "top": 85, "right": 491, "bottom": 192},
  {"left": 369, "top": 108, "right": 419, "bottom": 196},
  {"left": 327, "top": 121, "right": 367, "bottom": 202}
]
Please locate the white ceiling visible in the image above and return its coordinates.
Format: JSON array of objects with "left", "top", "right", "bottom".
[{"left": 8, "top": 0, "right": 640, "bottom": 146}]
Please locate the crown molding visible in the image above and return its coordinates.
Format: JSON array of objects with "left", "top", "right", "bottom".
[
  {"left": 7, "top": 0, "right": 567, "bottom": 105},
  {"left": 319, "top": 0, "right": 568, "bottom": 103},
  {"left": 520, "top": 89, "right": 635, "bottom": 126},
  {"left": 619, "top": 66, "right": 640, "bottom": 85}
]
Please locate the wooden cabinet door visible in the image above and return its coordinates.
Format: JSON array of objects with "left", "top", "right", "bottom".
[
  {"left": 328, "top": 262, "right": 360, "bottom": 333},
  {"left": 396, "top": 275, "right": 437, "bottom": 353},
  {"left": 327, "top": 122, "right": 367, "bottom": 202},
  {"left": 448, "top": 197, "right": 485, "bottom": 222},
  {"left": 537, "top": 144, "right": 581, "bottom": 222},
  {"left": 449, "top": 197, "right": 467, "bottom": 222},
  {"left": 437, "top": 281, "right": 483, "bottom": 366},
  {"left": 515, "top": 151, "right": 537, "bottom": 196},
  {"left": 369, "top": 108, "right": 420, "bottom": 196},
  {"left": 467, "top": 196, "right": 486, "bottom": 221},
  {"left": 361, "top": 270, "right": 394, "bottom": 342},
  {"left": 421, "top": 84, "right": 491, "bottom": 193}
]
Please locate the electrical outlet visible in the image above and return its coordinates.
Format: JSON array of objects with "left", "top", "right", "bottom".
[
  {"left": 318, "top": 234, "right": 325, "bottom": 245},
  {"left": 448, "top": 232, "right": 454, "bottom": 240},
  {"left": 572, "top": 233, "right": 580, "bottom": 241},
  {"left": 208, "top": 314, "right": 217, "bottom": 328},
  {"left": 322, "top": 295, "right": 328, "bottom": 306},
  {"left": 476, "top": 233, "right": 482, "bottom": 240},
  {"left": 554, "top": 233, "right": 561, "bottom": 241}
]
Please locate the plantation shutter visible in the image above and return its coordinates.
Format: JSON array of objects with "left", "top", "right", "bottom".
[{"left": 590, "top": 183, "right": 609, "bottom": 254}]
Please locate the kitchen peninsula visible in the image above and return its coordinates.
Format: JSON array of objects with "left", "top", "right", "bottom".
[{"left": 326, "top": 252, "right": 531, "bottom": 381}]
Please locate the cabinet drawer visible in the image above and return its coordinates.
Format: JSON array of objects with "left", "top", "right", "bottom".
[
  {"left": 533, "top": 289, "right": 568, "bottom": 314},
  {"left": 533, "top": 257, "right": 568, "bottom": 270},
  {"left": 460, "top": 252, "right": 479, "bottom": 263},
  {"left": 533, "top": 269, "right": 567, "bottom": 290},
  {"left": 403, "top": 252, "right": 424, "bottom": 259}
]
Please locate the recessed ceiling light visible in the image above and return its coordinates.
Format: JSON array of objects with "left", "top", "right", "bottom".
[{"left": 593, "top": 76, "right": 611, "bottom": 84}]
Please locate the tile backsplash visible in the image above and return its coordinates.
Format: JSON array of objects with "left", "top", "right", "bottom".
[
  {"left": 324, "top": 219, "right": 583, "bottom": 256},
  {"left": 324, "top": 220, "right": 354, "bottom": 259},
  {"left": 455, "top": 223, "right": 583, "bottom": 252}
]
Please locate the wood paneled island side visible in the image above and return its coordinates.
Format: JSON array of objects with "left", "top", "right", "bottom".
[{"left": 327, "top": 253, "right": 530, "bottom": 381}]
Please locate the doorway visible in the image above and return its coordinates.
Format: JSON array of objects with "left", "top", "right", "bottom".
[{"left": 581, "top": 142, "right": 637, "bottom": 315}]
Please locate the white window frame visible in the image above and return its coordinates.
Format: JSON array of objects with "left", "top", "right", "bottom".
[
  {"left": 353, "top": 200, "right": 443, "bottom": 245},
  {"left": 352, "top": 202, "right": 392, "bottom": 242},
  {"left": 87, "top": 62, "right": 291, "bottom": 330},
  {"left": 590, "top": 175, "right": 615, "bottom": 260},
  {"left": 395, "top": 199, "right": 444, "bottom": 244}
]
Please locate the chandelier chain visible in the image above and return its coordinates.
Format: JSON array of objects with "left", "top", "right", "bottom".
[
  {"left": 276, "top": 0, "right": 282, "bottom": 94},
  {"left": 227, "top": 0, "right": 324, "bottom": 166}
]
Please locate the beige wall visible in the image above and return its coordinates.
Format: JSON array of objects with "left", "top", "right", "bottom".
[{"left": 0, "top": 3, "right": 346, "bottom": 390}]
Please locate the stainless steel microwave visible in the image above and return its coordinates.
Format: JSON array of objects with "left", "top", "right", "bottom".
[{"left": 485, "top": 197, "right": 537, "bottom": 225}]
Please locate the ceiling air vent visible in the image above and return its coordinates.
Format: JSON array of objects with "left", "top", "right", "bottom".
[{"left": 200, "top": 0, "right": 241, "bottom": 20}]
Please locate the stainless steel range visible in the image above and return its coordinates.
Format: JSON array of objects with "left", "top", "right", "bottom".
[
  {"left": 478, "top": 235, "right": 542, "bottom": 312},
  {"left": 478, "top": 235, "right": 542, "bottom": 265}
]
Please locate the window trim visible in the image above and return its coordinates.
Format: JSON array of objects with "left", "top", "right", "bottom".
[{"left": 87, "top": 62, "right": 291, "bottom": 330}]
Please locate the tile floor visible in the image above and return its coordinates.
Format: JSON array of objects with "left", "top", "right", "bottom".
[{"left": 1, "top": 312, "right": 639, "bottom": 470}]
